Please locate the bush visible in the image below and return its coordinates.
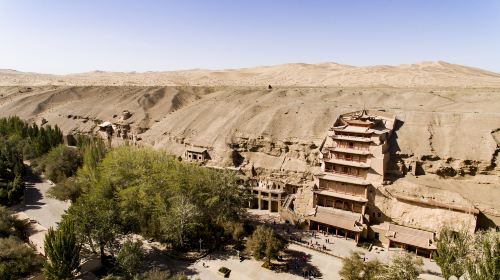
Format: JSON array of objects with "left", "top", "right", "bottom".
[
  {"left": 339, "top": 251, "right": 383, "bottom": 280},
  {"left": 116, "top": 240, "right": 144, "bottom": 277},
  {"left": 0, "top": 206, "right": 28, "bottom": 239},
  {"left": 436, "top": 166, "right": 457, "bottom": 178},
  {"left": 0, "top": 236, "right": 43, "bottom": 280}
]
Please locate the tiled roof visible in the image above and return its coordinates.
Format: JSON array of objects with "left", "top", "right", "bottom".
[
  {"left": 186, "top": 147, "right": 207, "bottom": 153},
  {"left": 386, "top": 223, "right": 436, "bottom": 250},
  {"left": 309, "top": 206, "right": 363, "bottom": 232},
  {"left": 314, "top": 189, "right": 368, "bottom": 203}
]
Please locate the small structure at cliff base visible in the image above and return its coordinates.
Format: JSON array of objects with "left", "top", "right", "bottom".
[{"left": 185, "top": 146, "right": 209, "bottom": 163}]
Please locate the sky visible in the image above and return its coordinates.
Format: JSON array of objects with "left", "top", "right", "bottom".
[{"left": 0, "top": 0, "right": 499, "bottom": 74}]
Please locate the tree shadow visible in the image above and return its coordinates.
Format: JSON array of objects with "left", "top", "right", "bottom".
[
  {"left": 21, "top": 165, "right": 46, "bottom": 208},
  {"left": 23, "top": 165, "right": 43, "bottom": 184},
  {"left": 142, "top": 247, "right": 198, "bottom": 276},
  {"left": 281, "top": 248, "right": 322, "bottom": 278},
  {"left": 207, "top": 247, "right": 235, "bottom": 261}
]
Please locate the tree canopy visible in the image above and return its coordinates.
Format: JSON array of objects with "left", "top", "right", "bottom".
[
  {"left": 0, "top": 116, "right": 63, "bottom": 205},
  {"left": 434, "top": 226, "right": 472, "bottom": 279},
  {"left": 339, "top": 251, "right": 384, "bottom": 280},
  {"left": 380, "top": 252, "right": 423, "bottom": 280},
  {"left": 245, "top": 225, "right": 287, "bottom": 267},
  {"left": 465, "top": 229, "right": 500, "bottom": 280},
  {"left": 62, "top": 145, "right": 250, "bottom": 256}
]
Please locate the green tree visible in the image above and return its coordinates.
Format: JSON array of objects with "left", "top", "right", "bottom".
[
  {"left": 36, "top": 145, "right": 82, "bottom": 183},
  {"left": 0, "top": 137, "right": 25, "bottom": 205},
  {"left": 380, "top": 252, "right": 423, "bottom": 280},
  {"left": 0, "top": 116, "right": 63, "bottom": 205},
  {"left": 64, "top": 194, "right": 120, "bottom": 262},
  {"left": 47, "top": 136, "right": 107, "bottom": 202},
  {"left": 339, "top": 251, "right": 384, "bottom": 280},
  {"left": 465, "top": 230, "right": 500, "bottom": 280},
  {"left": 47, "top": 176, "right": 82, "bottom": 202},
  {"left": 116, "top": 240, "right": 144, "bottom": 278},
  {"left": 58, "top": 145, "right": 248, "bottom": 252},
  {"left": 44, "top": 221, "right": 81, "bottom": 280},
  {"left": 158, "top": 194, "right": 200, "bottom": 248},
  {"left": 0, "top": 236, "right": 43, "bottom": 280},
  {"left": 95, "top": 146, "right": 248, "bottom": 248},
  {"left": 245, "top": 226, "right": 287, "bottom": 267},
  {"left": 434, "top": 226, "right": 471, "bottom": 279}
]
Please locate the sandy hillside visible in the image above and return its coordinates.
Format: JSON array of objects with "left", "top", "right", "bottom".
[
  {"left": 0, "top": 61, "right": 499, "bottom": 219},
  {"left": 2, "top": 61, "right": 500, "bottom": 87}
]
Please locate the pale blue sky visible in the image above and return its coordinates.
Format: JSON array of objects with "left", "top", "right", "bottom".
[{"left": 0, "top": 0, "right": 499, "bottom": 74}]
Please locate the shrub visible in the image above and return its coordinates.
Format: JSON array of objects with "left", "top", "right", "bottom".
[
  {"left": 0, "top": 236, "right": 43, "bottom": 280},
  {"left": 116, "top": 240, "right": 144, "bottom": 277}
]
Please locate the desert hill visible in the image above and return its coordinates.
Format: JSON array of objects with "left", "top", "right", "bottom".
[
  {"left": 0, "top": 61, "right": 499, "bottom": 223},
  {"left": 2, "top": 61, "right": 500, "bottom": 87}
]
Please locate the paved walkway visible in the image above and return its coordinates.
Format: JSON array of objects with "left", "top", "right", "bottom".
[
  {"left": 190, "top": 243, "right": 343, "bottom": 280},
  {"left": 15, "top": 166, "right": 70, "bottom": 229}
]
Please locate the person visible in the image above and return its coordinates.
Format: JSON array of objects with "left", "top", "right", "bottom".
[{"left": 202, "top": 262, "right": 205, "bottom": 267}]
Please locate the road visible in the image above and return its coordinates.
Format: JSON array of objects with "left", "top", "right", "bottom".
[{"left": 18, "top": 166, "right": 70, "bottom": 229}]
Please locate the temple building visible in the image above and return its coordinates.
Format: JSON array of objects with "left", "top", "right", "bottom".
[
  {"left": 307, "top": 110, "right": 395, "bottom": 243},
  {"left": 249, "top": 180, "right": 287, "bottom": 212}
]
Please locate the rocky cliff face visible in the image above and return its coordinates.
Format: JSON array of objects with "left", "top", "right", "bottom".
[{"left": 0, "top": 85, "right": 499, "bottom": 218}]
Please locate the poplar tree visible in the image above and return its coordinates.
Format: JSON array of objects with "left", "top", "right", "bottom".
[
  {"left": 44, "top": 221, "right": 81, "bottom": 280},
  {"left": 465, "top": 230, "right": 500, "bottom": 280},
  {"left": 434, "top": 227, "right": 471, "bottom": 279}
]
